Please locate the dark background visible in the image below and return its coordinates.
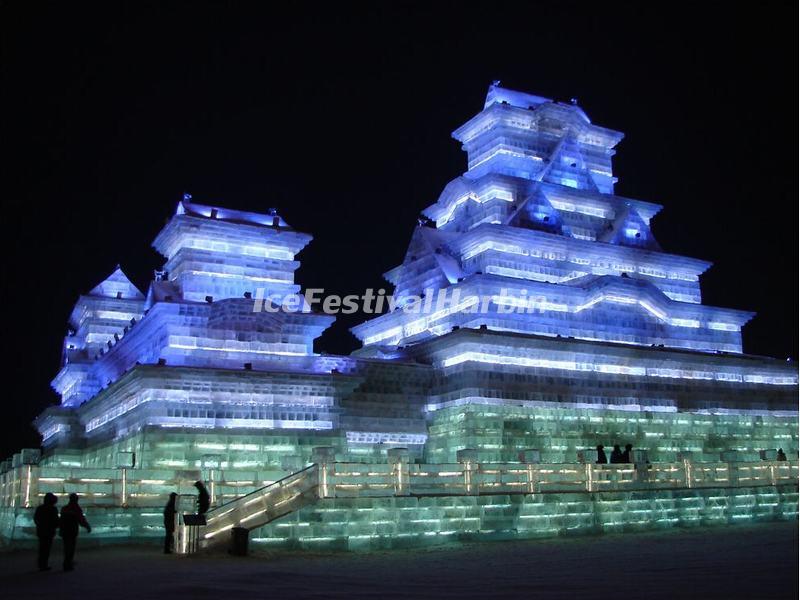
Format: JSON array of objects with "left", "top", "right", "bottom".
[{"left": 1, "top": 2, "right": 796, "bottom": 459}]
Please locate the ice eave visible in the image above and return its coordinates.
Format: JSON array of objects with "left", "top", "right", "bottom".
[
  {"left": 421, "top": 176, "right": 474, "bottom": 223},
  {"left": 411, "top": 326, "right": 800, "bottom": 369},
  {"left": 75, "top": 363, "right": 363, "bottom": 421},
  {"left": 50, "top": 361, "right": 91, "bottom": 394},
  {"left": 33, "top": 405, "right": 76, "bottom": 430},
  {"left": 179, "top": 200, "right": 293, "bottom": 229},
  {"left": 458, "top": 222, "right": 713, "bottom": 275},
  {"left": 383, "top": 226, "right": 461, "bottom": 285},
  {"left": 615, "top": 196, "right": 664, "bottom": 223},
  {"left": 453, "top": 96, "right": 623, "bottom": 149},
  {"left": 68, "top": 294, "right": 146, "bottom": 330},
  {"left": 153, "top": 212, "right": 313, "bottom": 258},
  {"left": 353, "top": 272, "right": 753, "bottom": 339},
  {"left": 584, "top": 123, "right": 625, "bottom": 147},
  {"left": 383, "top": 264, "right": 402, "bottom": 285},
  {"left": 483, "top": 84, "right": 552, "bottom": 111}
]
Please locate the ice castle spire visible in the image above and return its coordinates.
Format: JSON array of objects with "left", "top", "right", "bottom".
[
  {"left": 51, "top": 267, "right": 146, "bottom": 407},
  {"left": 352, "top": 83, "right": 754, "bottom": 352}
]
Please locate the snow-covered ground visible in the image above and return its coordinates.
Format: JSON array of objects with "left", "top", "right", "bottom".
[{"left": 1, "top": 522, "right": 796, "bottom": 599}]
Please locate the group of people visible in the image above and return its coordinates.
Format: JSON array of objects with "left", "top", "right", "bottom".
[
  {"left": 595, "top": 443, "right": 634, "bottom": 464},
  {"left": 33, "top": 493, "right": 91, "bottom": 571},
  {"left": 596, "top": 445, "right": 789, "bottom": 464},
  {"left": 34, "top": 480, "right": 211, "bottom": 570}
]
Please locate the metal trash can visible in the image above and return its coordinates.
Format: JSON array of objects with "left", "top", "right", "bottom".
[{"left": 230, "top": 527, "right": 249, "bottom": 556}]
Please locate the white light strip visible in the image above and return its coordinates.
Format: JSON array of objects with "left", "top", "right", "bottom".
[
  {"left": 468, "top": 148, "right": 543, "bottom": 173},
  {"left": 168, "top": 343, "right": 306, "bottom": 356},
  {"left": 461, "top": 243, "right": 702, "bottom": 285},
  {"left": 440, "top": 351, "right": 797, "bottom": 386},
  {"left": 436, "top": 185, "right": 516, "bottom": 227},
  {"left": 182, "top": 270, "right": 292, "bottom": 284}
]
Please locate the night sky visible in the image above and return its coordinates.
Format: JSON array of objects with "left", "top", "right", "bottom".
[{"left": 1, "top": 2, "right": 796, "bottom": 459}]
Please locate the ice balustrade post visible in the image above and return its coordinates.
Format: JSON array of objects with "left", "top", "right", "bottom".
[
  {"left": 8, "top": 471, "right": 15, "bottom": 507},
  {"left": 311, "top": 447, "right": 336, "bottom": 498},
  {"left": 585, "top": 463, "right": 594, "bottom": 492},
  {"left": 577, "top": 448, "right": 597, "bottom": 492},
  {"left": 760, "top": 450, "right": 778, "bottom": 486},
  {"left": 720, "top": 451, "right": 740, "bottom": 487},
  {"left": 201, "top": 455, "right": 222, "bottom": 507},
  {"left": 4, "top": 462, "right": 19, "bottom": 507},
  {"left": 8, "top": 469, "right": 16, "bottom": 508},
  {"left": 115, "top": 452, "right": 135, "bottom": 508},
  {"left": 519, "top": 449, "right": 541, "bottom": 494},
  {"left": 632, "top": 449, "right": 650, "bottom": 487},
  {"left": 678, "top": 452, "right": 694, "bottom": 489},
  {"left": 387, "top": 448, "right": 410, "bottom": 496},
  {"left": 0, "top": 462, "right": 7, "bottom": 507},
  {"left": 22, "top": 464, "right": 37, "bottom": 508},
  {"left": 18, "top": 450, "right": 41, "bottom": 508},
  {"left": 209, "top": 468, "right": 216, "bottom": 506},
  {"left": 120, "top": 467, "right": 127, "bottom": 507},
  {"left": 457, "top": 449, "right": 479, "bottom": 495},
  {"left": 3, "top": 470, "right": 11, "bottom": 507}
]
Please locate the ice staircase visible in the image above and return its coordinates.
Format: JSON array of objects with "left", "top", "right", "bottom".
[{"left": 199, "top": 464, "right": 320, "bottom": 549}]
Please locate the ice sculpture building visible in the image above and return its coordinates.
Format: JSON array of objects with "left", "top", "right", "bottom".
[
  {"left": 1, "top": 84, "right": 797, "bottom": 550},
  {"left": 351, "top": 83, "right": 798, "bottom": 464}
]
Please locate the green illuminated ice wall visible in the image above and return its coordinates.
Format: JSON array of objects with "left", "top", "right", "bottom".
[{"left": 424, "top": 404, "right": 798, "bottom": 464}]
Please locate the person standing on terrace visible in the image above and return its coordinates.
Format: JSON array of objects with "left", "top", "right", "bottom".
[
  {"left": 34, "top": 493, "right": 59, "bottom": 571},
  {"left": 621, "top": 444, "right": 633, "bottom": 463},
  {"left": 59, "top": 493, "right": 91, "bottom": 571},
  {"left": 163, "top": 492, "right": 178, "bottom": 554},
  {"left": 194, "top": 481, "right": 210, "bottom": 515},
  {"left": 596, "top": 445, "right": 608, "bottom": 464}
]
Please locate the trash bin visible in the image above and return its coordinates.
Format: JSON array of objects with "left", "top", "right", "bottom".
[{"left": 230, "top": 527, "right": 249, "bottom": 556}]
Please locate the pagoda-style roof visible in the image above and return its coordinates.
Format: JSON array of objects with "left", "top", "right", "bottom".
[{"left": 88, "top": 266, "right": 145, "bottom": 300}]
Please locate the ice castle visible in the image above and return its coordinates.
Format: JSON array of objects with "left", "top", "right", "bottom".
[{"left": 1, "top": 83, "right": 797, "bottom": 551}]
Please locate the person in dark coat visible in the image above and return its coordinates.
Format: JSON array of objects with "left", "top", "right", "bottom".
[
  {"left": 34, "top": 493, "right": 59, "bottom": 570},
  {"left": 621, "top": 444, "right": 633, "bottom": 463},
  {"left": 59, "top": 493, "right": 91, "bottom": 571},
  {"left": 595, "top": 445, "right": 608, "bottom": 464},
  {"left": 163, "top": 492, "right": 178, "bottom": 554},
  {"left": 610, "top": 444, "right": 624, "bottom": 464},
  {"left": 777, "top": 448, "right": 788, "bottom": 461},
  {"left": 194, "top": 481, "right": 210, "bottom": 515}
]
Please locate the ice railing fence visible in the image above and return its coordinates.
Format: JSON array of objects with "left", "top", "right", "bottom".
[
  {"left": 324, "top": 458, "right": 799, "bottom": 498},
  {"left": 1, "top": 451, "right": 797, "bottom": 511}
]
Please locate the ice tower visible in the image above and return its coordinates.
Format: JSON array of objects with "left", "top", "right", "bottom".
[
  {"left": 353, "top": 82, "right": 750, "bottom": 352},
  {"left": 37, "top": 202, "right": 345, "bottom": 455},
  {"left": 352, "top": 82, "right": 797, "bottom": 463},
  {"left": 34, "top": 200, "right": 430, "bottom": 467},
  {"left": 51, "top": 267, "right": 146, "bottom": 408}
]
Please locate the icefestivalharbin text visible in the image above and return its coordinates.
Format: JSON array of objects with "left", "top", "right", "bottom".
[{"left": 252, "top": 287, "right": 559, "bottom": 316}]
